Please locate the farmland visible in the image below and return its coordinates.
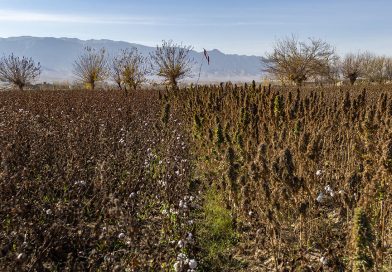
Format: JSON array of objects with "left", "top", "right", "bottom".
[{"left": 1, "top": 84, "right": 392, "bottom": 271}]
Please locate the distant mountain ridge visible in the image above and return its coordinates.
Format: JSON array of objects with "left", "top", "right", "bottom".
[{"left": 0, "top": 36, "right": 266, "bottom": 83}]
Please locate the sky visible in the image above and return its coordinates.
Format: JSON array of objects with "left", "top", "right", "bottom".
[{"left": 0, "top": 0, "right": 391, "bottom": 56}]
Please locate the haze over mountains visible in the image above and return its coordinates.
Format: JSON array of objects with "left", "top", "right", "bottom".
[{"left": 0, "top": 36, "right": 266, "bottom": 83}]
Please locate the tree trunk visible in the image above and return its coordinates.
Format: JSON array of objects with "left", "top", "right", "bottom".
[
  {"left": 170, "top": 78, "right": 178, "bottom": 90},
  {"left": 117, "top": 82, "right": 122, "bottom": 91},
  {"left": 295, "top": 80, "right": 303, "bottom": 87},
  {"left": 349, "top": 76, "right": 356, "bottom": 85}
]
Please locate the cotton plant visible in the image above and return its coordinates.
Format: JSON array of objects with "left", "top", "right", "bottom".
[
  {"left": 316, "top": 184, "right": 336, "bottom": 203},
  {"left": 173, "top": 253, "right": 198, "bottom": 272}
]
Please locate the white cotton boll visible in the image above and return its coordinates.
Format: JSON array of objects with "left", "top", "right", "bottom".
[
  {"left": 118, "top": 233, "right": 125, "bottom": 239},
  {"left": 324, "top": 185, "right": 334, "bottom": 197},
  {"left": 248, "top": 210, "right": 254, "bottom": 216},
  {"left": 316, "top": 170, "right": 322, "bottom": 176},
  {"left": 16, "top": 253, "right": 26, "bottom": 260},
  {"left": 188, "top": 259, "right": 197, "bottom": 269},
  {"left": 173, "top": 261, "right": 182, "bottom": 272},
  {"left": 75, "top": 180, "right": 86, "bottom": 186},
  {"left": 320, "top": 256, "right": 328, "bottom": 265},
  {"left": 177, "top": 240, "right": 185, "bottom": 248},
  {"left": 316, "top": 192, "right": 324, "bottom": 203},
  {"left": 177, "top": 253, "right": 187, "bottom": 261},
  {"left": 45, "top": 209, "right": 52, "bottom": 215},
  {"left": 179, "top": 199, "right": 188, "bottom": 209},
  {"left": 129, "top": 192, "right": 136, "bottom": 198},
  {"left": 187, "top": 232, "right": 194, "bottom": 243}
]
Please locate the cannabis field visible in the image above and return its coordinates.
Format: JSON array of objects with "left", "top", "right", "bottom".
[{"left": 1, "top": 85, "right": 391, "bottom": 271}]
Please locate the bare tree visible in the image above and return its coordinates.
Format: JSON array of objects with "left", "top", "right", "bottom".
[
  {"left": 340, "top": 53, "right": 366, "bottom": 85},
  {"left": 150, "top": 40, "right": 194, "bottom": 89},
  {"left": 384, "top": 58, "right": 392, "bottom": 82},
  {"left": 0, "top": 54, "right": 41, "bottom": 90},
  {"left": 112, "top": 48, "right": 150, "bottom": 92},
  {"left": 111, "top": 54, "right": 123, "bottom": 91},
  {"left": 73, "top": 47, "right": 109, "bottom": 90},
  {"left": 264, "top": 36, "right": 336, "bottom": 86},
  {"left": 362, "top": 53, "right": 386, "bottom": 83},
  {"left": 315, "top": 55, "right": 341, "bottom": 85}
]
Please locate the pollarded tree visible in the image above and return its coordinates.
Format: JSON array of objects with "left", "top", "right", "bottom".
[
  {"left": 73, "top": 47, "right": 109, "bottom": 90},
  {"left": 150, "top": 40, "right": 194, "bottom": 89},
  {"left": 341, "top": 53, "right": 365, "bottom": 85},
  {"left": 264, "top": 35, "right": 336, "bottom": 86},
  {"left": 112, "top": 48, "right": 150, "bottom": 92},
  {"left": 0, "top": 54, "right": 41, "bottom": 90}
]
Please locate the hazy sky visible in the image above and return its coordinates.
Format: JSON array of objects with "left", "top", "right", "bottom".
[{"left": 0, "top": 0, "right": 391, "bottom": 56}]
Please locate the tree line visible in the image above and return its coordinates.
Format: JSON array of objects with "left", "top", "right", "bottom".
[
  {"left": 0, "top": 40, "right": 193, "bottom": 91},
  {"left": 1, "top": 36, "right": 392, "bottom": 90},
  {"left": 265, "top": 35, "right": 392, "bottom": 86},
  {"left": 73, "top": 40, "right": 193, "bottom": 91}
]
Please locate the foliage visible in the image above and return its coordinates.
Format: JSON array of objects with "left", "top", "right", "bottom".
[
  {"left": 0, "top": 89, "right": 193, "bottom": 271},
  {"left": 352, "top": 207, "right": 374, "bottom": 272},
  {"left": 171, "top": 83, "right": 392, "bottom": 271},
  {"left": 1, "top": 83, "right": 392, "bottom": 271},
  {"left": 196, "top": 190, "right": 238, "bottom": 271}
]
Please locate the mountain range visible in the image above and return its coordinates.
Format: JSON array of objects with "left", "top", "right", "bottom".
[{"left": 0, "top": 36, "right": 266, "bottom": 83}]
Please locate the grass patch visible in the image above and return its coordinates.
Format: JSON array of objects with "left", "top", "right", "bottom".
[{"left": 196, "top": 189, "right": 243, "bottom": 271}]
